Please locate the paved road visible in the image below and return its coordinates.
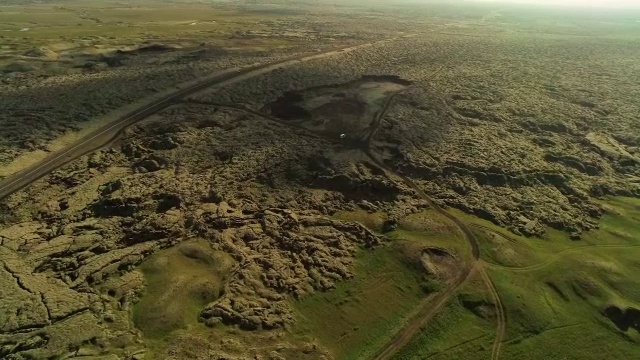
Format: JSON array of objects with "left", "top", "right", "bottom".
[{"left": 0, "top": 35, "right": 409, "bottom": 201}]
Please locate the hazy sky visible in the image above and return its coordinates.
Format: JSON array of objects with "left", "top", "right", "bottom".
[{"left": 470, "top": 0, "right": 640, "bottom": 8}]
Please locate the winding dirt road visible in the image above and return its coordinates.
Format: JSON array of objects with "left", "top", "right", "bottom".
[
  {"left": 364, "top": 157, "right": 507, "bottom": 360},
  {"left": 365, "top": 150, "right": 506, "bottom": 360},
  {"left": 363, "top": 85, "right": 505, "bottom": 360}
]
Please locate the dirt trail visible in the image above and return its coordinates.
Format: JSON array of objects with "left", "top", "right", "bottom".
[
  {"left": 487, "top": 243, "right": 640, "bottom": 273},
  {"left": 365, "top": 147, "right": 506, "bottom": 360},
  {"left": 365, "top": 150, "right": 489, "bottom": 360},
  {"left": 479, "top": 265, "right": 506, "bottom": 360},
  {"left": 365, "top": 87, "right": 412, "bottom": 145},
  {"left": 361, "top": 72, "right": 504, "bottom": 359},
  {"left": 372, "top": 265, "right": 478, "bottom": 360}
]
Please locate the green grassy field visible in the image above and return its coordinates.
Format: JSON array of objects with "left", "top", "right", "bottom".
[
  {"left": 132, "top": 238, "right": 235, "bottom": 357},
  {"left": 292, "top": 208, "right": 467, "bottom": 359},
  {"left": 391, "top": 274, "right": 496, "bottom": 360},
  {"left": 293, "top": 245, "right": 427, "bottom": 360},
  {"left": 393, "top": 197, "right": 640, "bottom": 360}
]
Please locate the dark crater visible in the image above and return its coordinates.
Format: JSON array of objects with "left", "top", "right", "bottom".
[
  {"left": 603, "top": 305, "right": 640, "bottom": 333},
  {"left": 269, "top": 92, "right": 311, "bottom": 120},
  {"left": 267, "top": 75, "right": 412, "bottom": 122}
]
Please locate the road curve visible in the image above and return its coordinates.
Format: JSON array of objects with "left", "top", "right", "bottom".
[
  {"left": 479, "top": 264, "right": 506, "bottom": 360},
  {"left": 362, "top": 94, "right": 481, "bottom": 359},
  {"left": 361, "top": 75, "right": 505, "bottom": 359},
  {"left": 367, "top": 150, "right": 509, "bottom": 360},
  {"left": 365, "top": 150, "right": 480, "bottom": 360},
  {"left": 0, "top": 35, "right": 409, "bottom": 201}
]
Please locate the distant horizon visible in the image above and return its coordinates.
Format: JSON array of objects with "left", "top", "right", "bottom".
[{"left": 467, "top": 0, "right": 640, "bottom": 9}]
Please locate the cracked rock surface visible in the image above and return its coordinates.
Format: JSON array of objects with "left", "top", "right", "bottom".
[{"left": 0, "top": 101, "right": 418, "bottom": 359}]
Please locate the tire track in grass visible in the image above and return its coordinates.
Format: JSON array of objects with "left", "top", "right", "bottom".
[
  {"left": 479, "top": 264, "right": 506, "bottom": 360},
  {"left": 362, "top": 56, "right": 506, "bottom": 358},
  {"left": 485, "top": 244, "right": 640, "bottom": 273}
]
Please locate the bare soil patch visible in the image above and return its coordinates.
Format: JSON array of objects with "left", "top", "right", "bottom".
[{"left": 267, "top": 75, "right": 411, "bottom": 141}]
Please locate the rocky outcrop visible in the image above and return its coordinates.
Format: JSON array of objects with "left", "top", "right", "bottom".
[
  {"left": 198, "top": 206, "right": 380, "bottom": 330},
  {"left": 0, "top": 102, "right": 393, "bottom": 359},
  {"left": 544, "top": 153, "right": 603, "bottom": 176},
  {"left": 135, "top": 155, "right": 169, "bottom": 172},
  {"left": 0, "top": 243, "right": 144, "bottom": 360}
]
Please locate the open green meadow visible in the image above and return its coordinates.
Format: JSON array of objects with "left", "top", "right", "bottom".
[
  {"left": 394, "top": 197, "right": 640, "bottom": 359},
  {"left": 293, "top": 245, "right": 427, "bottom": 360},
  {"left": 293, "top": 198, "right": 640, "bottom": 359},
  {"left": 292, "top": 208, "right": 468, "bottom": 359}
]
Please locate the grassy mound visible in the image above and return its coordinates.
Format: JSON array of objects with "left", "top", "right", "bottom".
[{"left": 132, "top": 239, "right": 234, "bottom": 348}]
